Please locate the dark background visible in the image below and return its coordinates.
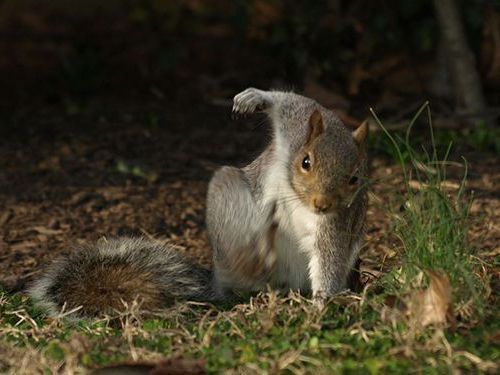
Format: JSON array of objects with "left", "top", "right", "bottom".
[{"left": 2, "top": 0, "right": 499, "bottom": 123}]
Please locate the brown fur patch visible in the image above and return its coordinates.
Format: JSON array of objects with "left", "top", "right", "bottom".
[
  {"left": 226, "top": 223, "right": 277, "bottom": 280},
  {"left": 58, "top": 263, "right": 166, "bottom": 315}
]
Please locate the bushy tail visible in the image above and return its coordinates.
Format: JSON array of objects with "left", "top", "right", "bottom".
[{"left": 28, "top": 238, "right": 215, "bottom": 318}]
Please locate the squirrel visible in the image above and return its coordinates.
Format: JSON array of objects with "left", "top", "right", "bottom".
[{"left": 28, "top": 88, "right": 369, "bottom": 317}]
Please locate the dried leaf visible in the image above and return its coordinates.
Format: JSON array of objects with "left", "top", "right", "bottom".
[{"left": 409, "top": 271, "right": 455, "bottom": 328}]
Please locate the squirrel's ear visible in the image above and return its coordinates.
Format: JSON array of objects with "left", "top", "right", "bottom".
[
  {"left": 307, "top": 109, "right": 324, "bottom": 144},
  {"left": 352, "top": 120, "right": 369, "bottom": 145}
]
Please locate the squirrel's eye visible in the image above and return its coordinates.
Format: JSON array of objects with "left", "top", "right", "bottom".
[
  {"left": 349, "top": 175, "right": 358, "bottom": 185},
  {"left": 302, "top": 155, "right": 311, "bottom": 171}
]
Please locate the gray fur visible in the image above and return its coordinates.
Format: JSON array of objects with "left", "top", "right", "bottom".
[
  {"left": 212, "top": 88, "right": 368, "bottom": 300},
  {"left": 207, "top": 166, "right": 276, "bottom": 295}
]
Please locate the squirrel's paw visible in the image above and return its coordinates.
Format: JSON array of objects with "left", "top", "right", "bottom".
[
  {"left": 312, "top": 292, "right": 327, "bottom": 311},
  {"left": 232, "top": 88, "right": 271, "bottom": 115}
]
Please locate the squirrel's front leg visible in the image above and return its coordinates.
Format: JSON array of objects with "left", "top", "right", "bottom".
[
  {"left": 232, "top": 88, "right": 312, "bottom": 139},
  {"left": 232, "top": 88, "right": 276, "bottom": 115},
  {"left": 309, "top": 228, "right": 356, "bottom": 308}
]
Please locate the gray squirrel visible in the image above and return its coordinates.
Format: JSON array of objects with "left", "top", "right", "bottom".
[{"left": 28, "top": 88, "right": 369, "bottom": 317}]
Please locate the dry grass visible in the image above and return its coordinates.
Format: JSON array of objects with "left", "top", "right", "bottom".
[{"left": 1, "top": 285, "right": 498, "bottom": 374}]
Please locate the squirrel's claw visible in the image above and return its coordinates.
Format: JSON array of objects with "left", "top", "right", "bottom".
[{"left": 233, "top": 87, "right": 270, "bottom": 116}]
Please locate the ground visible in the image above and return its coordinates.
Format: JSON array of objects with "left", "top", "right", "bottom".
[{"left": 0, "top": 93, "right": 498, "bottom": 373}]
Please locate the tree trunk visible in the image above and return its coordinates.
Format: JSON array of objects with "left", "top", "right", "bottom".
[{"left": 433, "top": 0, "right": 488, "bottom": 124}]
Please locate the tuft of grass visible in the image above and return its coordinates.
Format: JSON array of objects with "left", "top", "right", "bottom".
[{"left": 370, "top": 103, "right": 487, "bottom": 311}]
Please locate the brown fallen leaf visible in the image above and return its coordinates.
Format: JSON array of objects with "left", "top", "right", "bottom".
[
  {"left": 408, "top": 271, "right": 455, "bottom": 328},
  {"left": 380, "top": 271, "right": 456, "bottom": 329}
]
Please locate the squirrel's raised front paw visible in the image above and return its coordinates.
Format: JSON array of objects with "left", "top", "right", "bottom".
[{"left": 233, "top": 88, "right": 271, "bottom": 115}]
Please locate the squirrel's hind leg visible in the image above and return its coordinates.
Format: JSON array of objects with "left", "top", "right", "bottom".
[{"left": 206, "top": 166, "right": 276, "bottom": 295}]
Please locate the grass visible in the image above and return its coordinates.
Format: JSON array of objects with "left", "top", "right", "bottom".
[
  {"left": 0, "top": 106, "right": 497, "bottom": 374},
  {"left": 1, "top": 291, "right": 498, "bottom": 374},
  {"left": 370, "top": 103, "right": 487, "bottom": 309}
]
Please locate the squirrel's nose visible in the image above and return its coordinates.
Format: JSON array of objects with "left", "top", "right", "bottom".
[{"left": 312, "top": 196, "right": 331, "bottom": 212}]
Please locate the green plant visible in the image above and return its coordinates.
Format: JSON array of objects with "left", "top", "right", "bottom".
[{"left": 371, "top": 103, "right": 486, "bottom": 309}]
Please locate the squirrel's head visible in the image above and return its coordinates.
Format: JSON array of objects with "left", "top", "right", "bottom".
[{"left": 291, "top": 109, "right": 368, "bottom": 214}]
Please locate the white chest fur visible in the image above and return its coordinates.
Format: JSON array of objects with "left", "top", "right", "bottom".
[{"left": 262, "top": 156, "right": 320, "bottom": 292}]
